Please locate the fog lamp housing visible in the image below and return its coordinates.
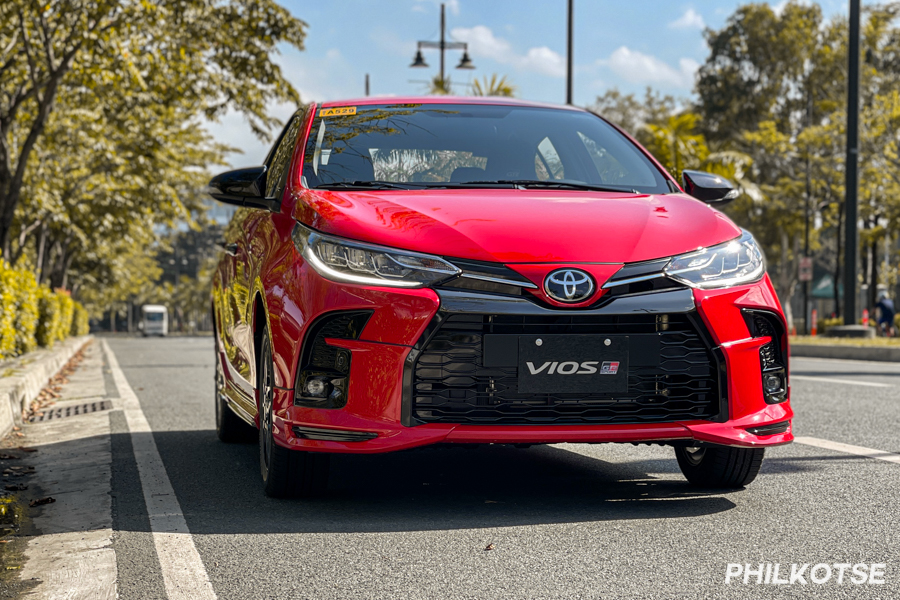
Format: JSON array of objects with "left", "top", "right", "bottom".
[
  {"left": 293, "top": 310, "right": 371, "bottom": 409},
  {"left": 742, "top": 309, "right": 789, "bottom": 405}
]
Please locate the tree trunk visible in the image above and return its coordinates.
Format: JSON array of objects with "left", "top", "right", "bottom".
[
  {"left": 34, "top": 223, "right": 49, "bottom": 282},
  {"left": 834, "top": 203, "right": 844, "bottom": 318}
]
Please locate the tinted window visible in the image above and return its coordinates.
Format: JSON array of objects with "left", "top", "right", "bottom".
[
  {"left": 265, "top": 113, "right": 304, "bottom": 198},
  {"left": 302, "top": 104, "right": 670, "bottom": 193}
]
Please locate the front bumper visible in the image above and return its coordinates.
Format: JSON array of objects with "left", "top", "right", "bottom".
[{"left": 272, "top": 275, "right": 793, "bottom": 454}]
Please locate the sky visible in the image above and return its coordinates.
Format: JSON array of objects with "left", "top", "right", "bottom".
[{"left": 209, "top": 0, "right": 847, "bottom": 168}]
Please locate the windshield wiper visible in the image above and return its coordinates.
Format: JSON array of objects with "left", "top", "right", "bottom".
[
  {"left": 486, "top": 180, "right": 641, "bottom": 193},
  {"left": 315, "top": 180, "right": 418, "bottom": 190}
]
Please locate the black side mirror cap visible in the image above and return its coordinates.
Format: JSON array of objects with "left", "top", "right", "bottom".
[
  {"left": 206, "top": 166, "right": 280, "bottom": 211},
  {"left": 681, "top": 170, "right": 740, "bottom": 205}
]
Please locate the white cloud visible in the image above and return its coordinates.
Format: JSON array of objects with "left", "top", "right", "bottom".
[
  {"left": 451, "top": 25, "right": 566, "bottom": 78},
  {"left": 668, "top": 8, "right": 705, "bottom": 29},
  {"left": 601, "top": 46, "right": 699, "bottom": 89}
]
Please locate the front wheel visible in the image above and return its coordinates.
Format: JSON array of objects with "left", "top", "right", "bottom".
[
  {"left": 257, "top": 328, "right": 330, "bottom": 498},
  {"left": 675, "top": 445, "right": 765, "bottom": 488}
]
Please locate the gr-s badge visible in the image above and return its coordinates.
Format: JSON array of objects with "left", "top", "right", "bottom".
[
  {"left": 544, "top": 269, "right": 595, "bottom": 303},
  {"left": 526, "top": 361, "right": 610, "bottom": 375}
]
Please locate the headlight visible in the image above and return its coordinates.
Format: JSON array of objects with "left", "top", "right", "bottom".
[
  {"left": 291, "top": 223, "right": 460, "bottom": 287},
  {"left": 664, "top": 230, "right": 765, "bottom": 289}
]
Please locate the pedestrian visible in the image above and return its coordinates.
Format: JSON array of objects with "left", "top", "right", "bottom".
[{"left": 876, "top": 293, "right": 895, "bottom": 337}]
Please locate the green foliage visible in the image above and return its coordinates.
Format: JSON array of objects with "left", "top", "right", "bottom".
[
  {"left": 12, "top": 266, "right": 38, "bottom": 355},
  {"left": 35, "top": 287, "right": 61, "bottom": 349},
  {"left": 429, "top": 75, "right": 452, "bottom": 95},
  {"left": 0, "top": 261, "right": 16, "bottom": 359},
  {"left": 818, "top": 317, "right": 844, "bottom": 333},
  {"left": 55, "top": 293, "right": 75, "bottom": 344},
  {"left": 0, "top": 0, "right": 309, "bottom": 313},
  {"left": 0, "top": 260, "right": 83, "bottom": 355},
  {"left": 594, "top": 1, "right": 900, "bottom": 328},
  {"left": 71, "top": 303, "right": 89, "bottom": 337},
  {"left": 471, "top": 74, "right": 516, "bottom": 97},
  {"left": 0, "top": 259, "right": 40, "bottom": 358}
]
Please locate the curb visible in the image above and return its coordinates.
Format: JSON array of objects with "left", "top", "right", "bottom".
[
  {"left": 0, "top": 335, "right": 92, "bottom": 438},
  {"left": 791, "top": 343, "right": 900, "bottom": 363}
]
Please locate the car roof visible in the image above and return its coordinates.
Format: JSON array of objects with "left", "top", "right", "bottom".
[{"left": 318, "top": 96, "right": 585, "bottom": 112}]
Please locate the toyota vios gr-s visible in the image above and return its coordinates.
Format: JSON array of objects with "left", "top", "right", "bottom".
[{"left": 209, "top": 98, "right": 792, "bottom": 497}]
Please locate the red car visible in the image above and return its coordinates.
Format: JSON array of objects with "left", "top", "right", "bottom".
[{"left": 209, "top": 97, "right": 792, "bottom": 497}]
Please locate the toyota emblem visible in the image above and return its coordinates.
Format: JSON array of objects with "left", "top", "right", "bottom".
[{"left": 544, "top": 269, "right": 595, "bottom": 303}]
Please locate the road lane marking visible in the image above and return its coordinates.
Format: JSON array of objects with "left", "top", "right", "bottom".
[
  {"left": 795, "top": 436, "right": 900, "bottom": 465},
  {"left": 103, "top": 340, "right": 218, "bottom": 600},
  {"left": 790, "top": 375, "right": 892, "bottom": 388}
]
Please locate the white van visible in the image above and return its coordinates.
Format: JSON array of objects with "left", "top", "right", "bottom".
[{"left": 141, "top": 305, "right": 168, "bottom": 337}]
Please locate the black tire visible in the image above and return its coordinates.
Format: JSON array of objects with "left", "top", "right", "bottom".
[
  {"left": 215, "top": 343, "right": 256, "bottom": 443},
  {"left": 257, "top": 329, "right": 330, "bottom": 498},
  {"left": 675, "top": 445, "right": 765, "bottom": 489}
]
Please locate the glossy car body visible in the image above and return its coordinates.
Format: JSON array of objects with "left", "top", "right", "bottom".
[{"left": 211, "top": 97, "right": 792, "bottom": 488}]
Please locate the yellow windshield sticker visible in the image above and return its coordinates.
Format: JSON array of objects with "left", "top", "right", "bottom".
[{"left": 320, "top": 106, "right": 357, "bottom": 117}]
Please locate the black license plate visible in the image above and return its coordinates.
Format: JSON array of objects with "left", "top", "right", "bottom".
[{"left": 517, "top": 335, "right": 629, "bottom": 394}]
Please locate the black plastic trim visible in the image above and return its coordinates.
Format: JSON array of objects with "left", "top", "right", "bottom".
[
  {"left": 401, "top": 288, "right": 727, "bottom": 427},
  {"left": 444, "top": 257, "right": 534, "bottom": 283},
  {"left": 746, "top": 421, "right": 790, "bottom": 436},
  {"left": 292, "top": 425, "right": 378, "bottom": 442},
  {"left": 607, "top": 258, "right": 671, "bottom": 283},
  {"left": 742, "top": 309, "right": 789, "bottom": 404},
  {"left": 294, "top": 310, "right": 373, "bottom": 408},
  {"left": 436, "top": 287, "right": 696, "bottom": 316}
]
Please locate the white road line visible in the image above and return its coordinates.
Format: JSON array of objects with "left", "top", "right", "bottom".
[
  {"left": 102, "top": 340, "right": 218, "bottom": 600},
  {"left": 790, "top": 375, "right": 892, "bottom": 388},
  {"left": 795, "top": 436, "right": 900, "bottom": 465}
]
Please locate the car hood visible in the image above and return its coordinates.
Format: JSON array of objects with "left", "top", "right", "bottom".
[{"left": 295, "top": 189, "right": 741, "bottom": 264}]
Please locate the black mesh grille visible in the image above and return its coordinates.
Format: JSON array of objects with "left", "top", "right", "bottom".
[
  {"left": 307, "top": 312, "right": 371, "bottom": 370},
  {"left": 412, "top": 313, "right": 721, "bottom": 425},
  {"left": 745, "top": 311, "right": 785, "bottom": 372}
]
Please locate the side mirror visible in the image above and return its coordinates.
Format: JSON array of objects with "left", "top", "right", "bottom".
[
  {"left": 206, "top": 166, "right": 280, "bottom": 211},
  {"left": 681, "top": 170, "right": 740, "bottom": 205}
]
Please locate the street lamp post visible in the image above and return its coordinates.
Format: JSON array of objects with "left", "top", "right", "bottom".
[
  {"left": 566, "top": 0, "right": 573, "bottom": 105},
  {"left": 844, "top": 0, "right": 861, "bottom": 325},
  {"left": 410, "top": 3, "right": 475, "bottom": 91}
]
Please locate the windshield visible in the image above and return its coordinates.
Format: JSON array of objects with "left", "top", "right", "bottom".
[
  {"left": 302, "top": 103, "right": 671, "bottom": 194},
  {"left": 144, "top": 312, "right": 164, "bottom": 322}
]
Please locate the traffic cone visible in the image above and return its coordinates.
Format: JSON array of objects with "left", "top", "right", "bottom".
[
  {"left": 811, "top": 309, "right": 818, "bottom": 336},
  {"left": 862, "top": 308, "right": 869, "bottom": 326}
]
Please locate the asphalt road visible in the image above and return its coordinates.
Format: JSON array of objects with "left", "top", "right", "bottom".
[{"left": 56, "top": 338, "right": 900, "bottom": 598}]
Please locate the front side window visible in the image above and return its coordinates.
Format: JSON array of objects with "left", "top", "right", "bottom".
[
  {"left": 265, "top": 113, "right": 304, "bottom": 198},
  {"left": 302, "top": 104, "right": 670, "bottom": 194}
]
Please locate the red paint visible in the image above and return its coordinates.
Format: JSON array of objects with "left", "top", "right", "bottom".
[
  {"left": 293, "top": 188, "right": 739, "bottom": 264},
  {"left": 213, "top": 96, "right": 791, "bottom": 463}
]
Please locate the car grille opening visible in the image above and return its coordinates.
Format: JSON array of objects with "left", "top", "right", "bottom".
[{"left": 410, "top": 313, "right": 722, "bottom": 425}]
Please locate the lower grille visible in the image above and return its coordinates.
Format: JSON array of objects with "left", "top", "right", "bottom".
[{"left": 411, "top": 313, "right": 721, "bottom": 425}]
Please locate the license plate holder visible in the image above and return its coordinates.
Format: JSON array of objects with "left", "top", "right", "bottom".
[{"left": 517, "top": 335, "right": 629, "bottom": 394}]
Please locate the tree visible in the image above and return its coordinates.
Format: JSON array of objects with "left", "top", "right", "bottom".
[
  {"left": 590, "top": 88, "right": 680, "bottom": 138},
  {"left": 0, "top": 0, "right": 308, "bottom": 253},
  {"left": 471, "top": 74, "right": 516, "bottom": 97},
  {"left": 429, "top": 75, "right": 452, "bottom": 95},
  {"left": 695, "top": 1, "right": 900, "bottom": 326}
]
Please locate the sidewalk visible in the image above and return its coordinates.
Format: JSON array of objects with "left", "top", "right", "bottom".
[
  {"left": 791, "top": 342, "right": 900, "bottom": 362},
  {"left": 0, "top": 341, "right": 116, "bottom": 600},
  {"left": 0, "top": 336, "right": 91, "bottom": 439}
]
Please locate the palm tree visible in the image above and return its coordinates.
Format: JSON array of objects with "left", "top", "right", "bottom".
[
  {"left": 470, "top": 74, "right": 516, "bottom": 97},
  {"left": 429, "top": 75, "right": 452, "bottom": 95}
]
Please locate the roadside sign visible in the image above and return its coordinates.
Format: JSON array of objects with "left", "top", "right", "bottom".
[{"left": 799, "top": 257, "right": 813, "bottom": 282}]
